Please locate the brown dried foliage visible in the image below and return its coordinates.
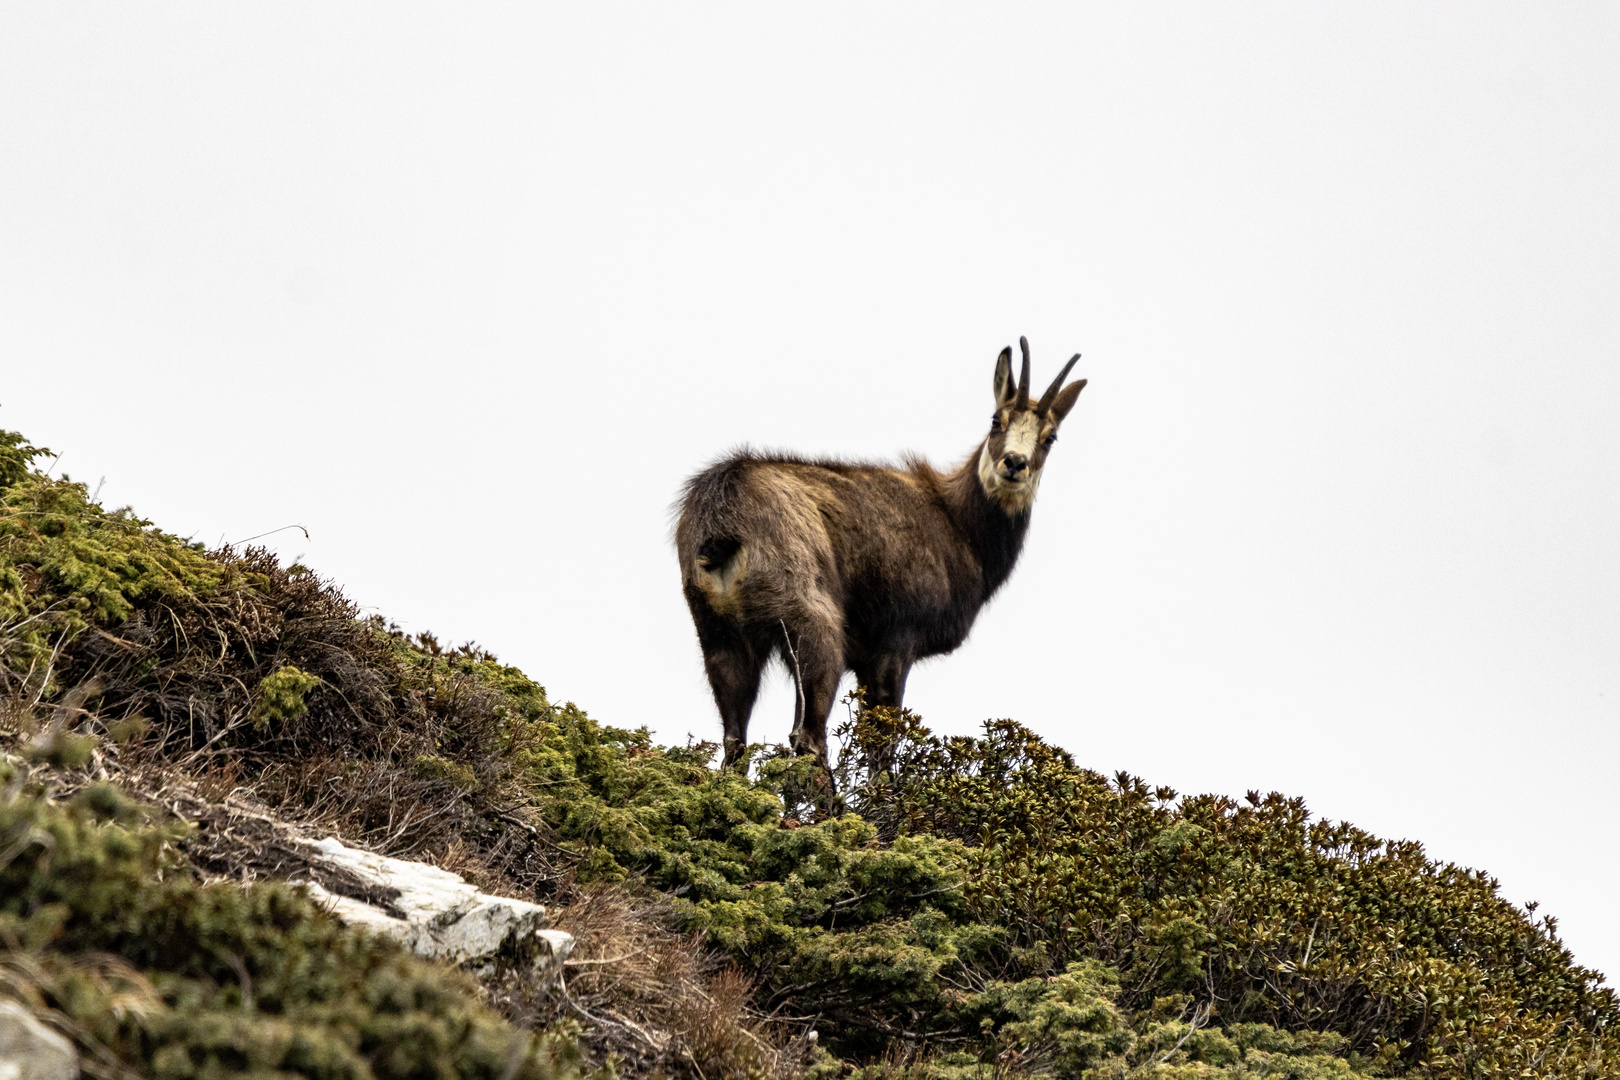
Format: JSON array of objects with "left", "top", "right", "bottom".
[
  {"left": 496, "top": 882, "right": 819, "bottom": 1080},
  {"left": 34, "top": 546, "right": 559, "bottom": 892}
]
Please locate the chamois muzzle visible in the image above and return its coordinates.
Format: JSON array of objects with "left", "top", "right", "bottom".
[{"left": 1000, "top": 452, "right": 1029, "bottom": 479}]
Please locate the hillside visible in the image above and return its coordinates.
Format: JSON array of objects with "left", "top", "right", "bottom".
[{"left": 0, "top": 426, "right": 1614, "bottom": 1080}]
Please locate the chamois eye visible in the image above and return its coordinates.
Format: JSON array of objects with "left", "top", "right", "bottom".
[
  {"left": 1042, "top": 434, "right": 1058, "bottom": 448},
  {"left": 990, "top": 416, "right": 1003, "bottom": 432}
]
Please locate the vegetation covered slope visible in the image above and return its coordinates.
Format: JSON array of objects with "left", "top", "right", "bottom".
[
  {"left": 0, "top": 427, "right": 1614, "bottom": 1079},
  {"left": 0, "top": 775, "right": 587, "bottom": 1080}
]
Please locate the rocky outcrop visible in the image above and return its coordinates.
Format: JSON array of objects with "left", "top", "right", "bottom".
[
  {"left": 299, "top": 836, "right": 574, "bottom": 974},
  {"left": 0, "top": 1000, "right": 78, "bottom": 1080},
  {"left": 132, "top": 779, "right": 576, "bottom": 977}
]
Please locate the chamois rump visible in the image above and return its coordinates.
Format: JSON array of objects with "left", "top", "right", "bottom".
[{"left": 676, "top": 338, "right": 1086, "bottom": 767}]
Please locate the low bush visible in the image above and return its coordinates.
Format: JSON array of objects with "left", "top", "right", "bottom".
[{"left": 830, "top": 709, "right": 1618, "bottom": 1074}]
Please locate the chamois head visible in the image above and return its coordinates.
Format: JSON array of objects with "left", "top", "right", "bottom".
[{"left": 978, "top": 337, "right": 1087, "bottom": 513}]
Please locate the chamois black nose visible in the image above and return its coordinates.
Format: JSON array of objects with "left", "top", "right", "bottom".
[{"left": 1001, "top": 452, "right": 1028, "bottom": 476}]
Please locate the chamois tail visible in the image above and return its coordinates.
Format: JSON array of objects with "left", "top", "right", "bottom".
[{"left": 695, "top": 535, "right": 742, "bottom": 570}]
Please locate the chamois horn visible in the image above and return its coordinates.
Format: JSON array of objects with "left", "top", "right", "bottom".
[
  {"left": 1036, "top": 354, "right": 1082, "bottom": 416},
  {"left": 1015, "top": 337, "right": 1032, "bottom": 410}
]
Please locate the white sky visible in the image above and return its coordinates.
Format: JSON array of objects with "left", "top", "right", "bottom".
[{"left": 3, "top": 5, "right": 1617, "bottom": 979}]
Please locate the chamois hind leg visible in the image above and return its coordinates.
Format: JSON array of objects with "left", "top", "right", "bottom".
[
  {"left": 704, "top": 642, "right": 766, "bottom": 769},
  {"left": 781, "top": 616, "right": 843, "bottom": 766},
  {"left": 686, "top": 587, "right": 767, "bottom": 768}
]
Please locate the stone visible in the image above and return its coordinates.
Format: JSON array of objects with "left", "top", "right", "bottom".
[
  {"left": 0, "top": 1000, "right": 78, "bottom": 1080},
  {"left": 299, "top": 836, "right": 572, "bottom": 967},
  {"left": 533, "top": 928, "right": 575, "bottom": 985}
]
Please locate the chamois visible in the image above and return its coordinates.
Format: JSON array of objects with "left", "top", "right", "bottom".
[{"left": 676, "top": 338, "right": 1086, "bottom": 767}]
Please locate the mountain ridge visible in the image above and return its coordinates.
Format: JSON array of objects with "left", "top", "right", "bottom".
[{"left": 0, "top": 427, "right": 1612, "bottom": 1079}]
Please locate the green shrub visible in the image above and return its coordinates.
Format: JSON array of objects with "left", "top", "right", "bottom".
[
  {"left": 974, "top": 961, "right": 1134, "bottom": 1075},
  {"left": 0, "top": 446, "right": 218, "bottom": 693},
  {"left": 831, "top": 708, "right": 1618, "bottom": 1076}
]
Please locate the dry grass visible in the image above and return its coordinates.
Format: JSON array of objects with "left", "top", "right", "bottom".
[{"left": 497, "top": 882, "right": 820, "bottom": 1080}]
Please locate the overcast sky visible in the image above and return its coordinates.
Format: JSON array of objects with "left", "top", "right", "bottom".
[{"left": 3, "top": 4, "right": 1616, "bottom": 979}]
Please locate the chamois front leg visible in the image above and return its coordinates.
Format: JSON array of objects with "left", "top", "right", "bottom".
[
  {"left": 852, "top": 655, "right": 912, "bottom": 780},
  {"left": 853, "top": 655, "right": 912, "bottom": 709}
]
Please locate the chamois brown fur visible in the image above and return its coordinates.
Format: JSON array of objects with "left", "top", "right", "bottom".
[{"left": 676, "top": 338, "right": 1086, "bottom": 766}]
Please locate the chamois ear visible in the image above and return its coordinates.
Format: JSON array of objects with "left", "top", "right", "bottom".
[
  {"left": 1050, "top": 377, "right": 1087, "bottom": 422},
  {"left": 993, "top": 346, "right": 1016, "bottom": 406}
]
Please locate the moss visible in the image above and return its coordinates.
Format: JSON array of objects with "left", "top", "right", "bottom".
[
  {"left": 20, "top": 727, "right": 98, "bottom": 769},
  {"left": 0, "top": 458, "right": 218, "bottom": 671},
  {"left": 250, "top": 665, "right": 322, "bottom": 727},
  {"left": 414, "top": 754, "right": 478, "bottom": 790}
]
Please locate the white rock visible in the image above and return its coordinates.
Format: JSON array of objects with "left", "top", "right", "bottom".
[
  {"left": 300, "top": 836, "right": 570, "bottom": 967},
  {"left": 0, "top": 1000, "right": 78, "bottom": 1080},
  {"left": 532, "top": 928, "right": 575, "bottom": 985}
]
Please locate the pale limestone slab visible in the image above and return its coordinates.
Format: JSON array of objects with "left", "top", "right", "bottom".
[
  {"left": 0, "top": 1000, "right": 78, "bottom": 1080},
  {"left": 298, "top": 836, "right": 572, "bottom": 969}
]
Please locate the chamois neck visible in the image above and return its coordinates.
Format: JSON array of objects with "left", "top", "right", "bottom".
[{"left": 941, "top": 444, "right": 1032, "bottom": 598}]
